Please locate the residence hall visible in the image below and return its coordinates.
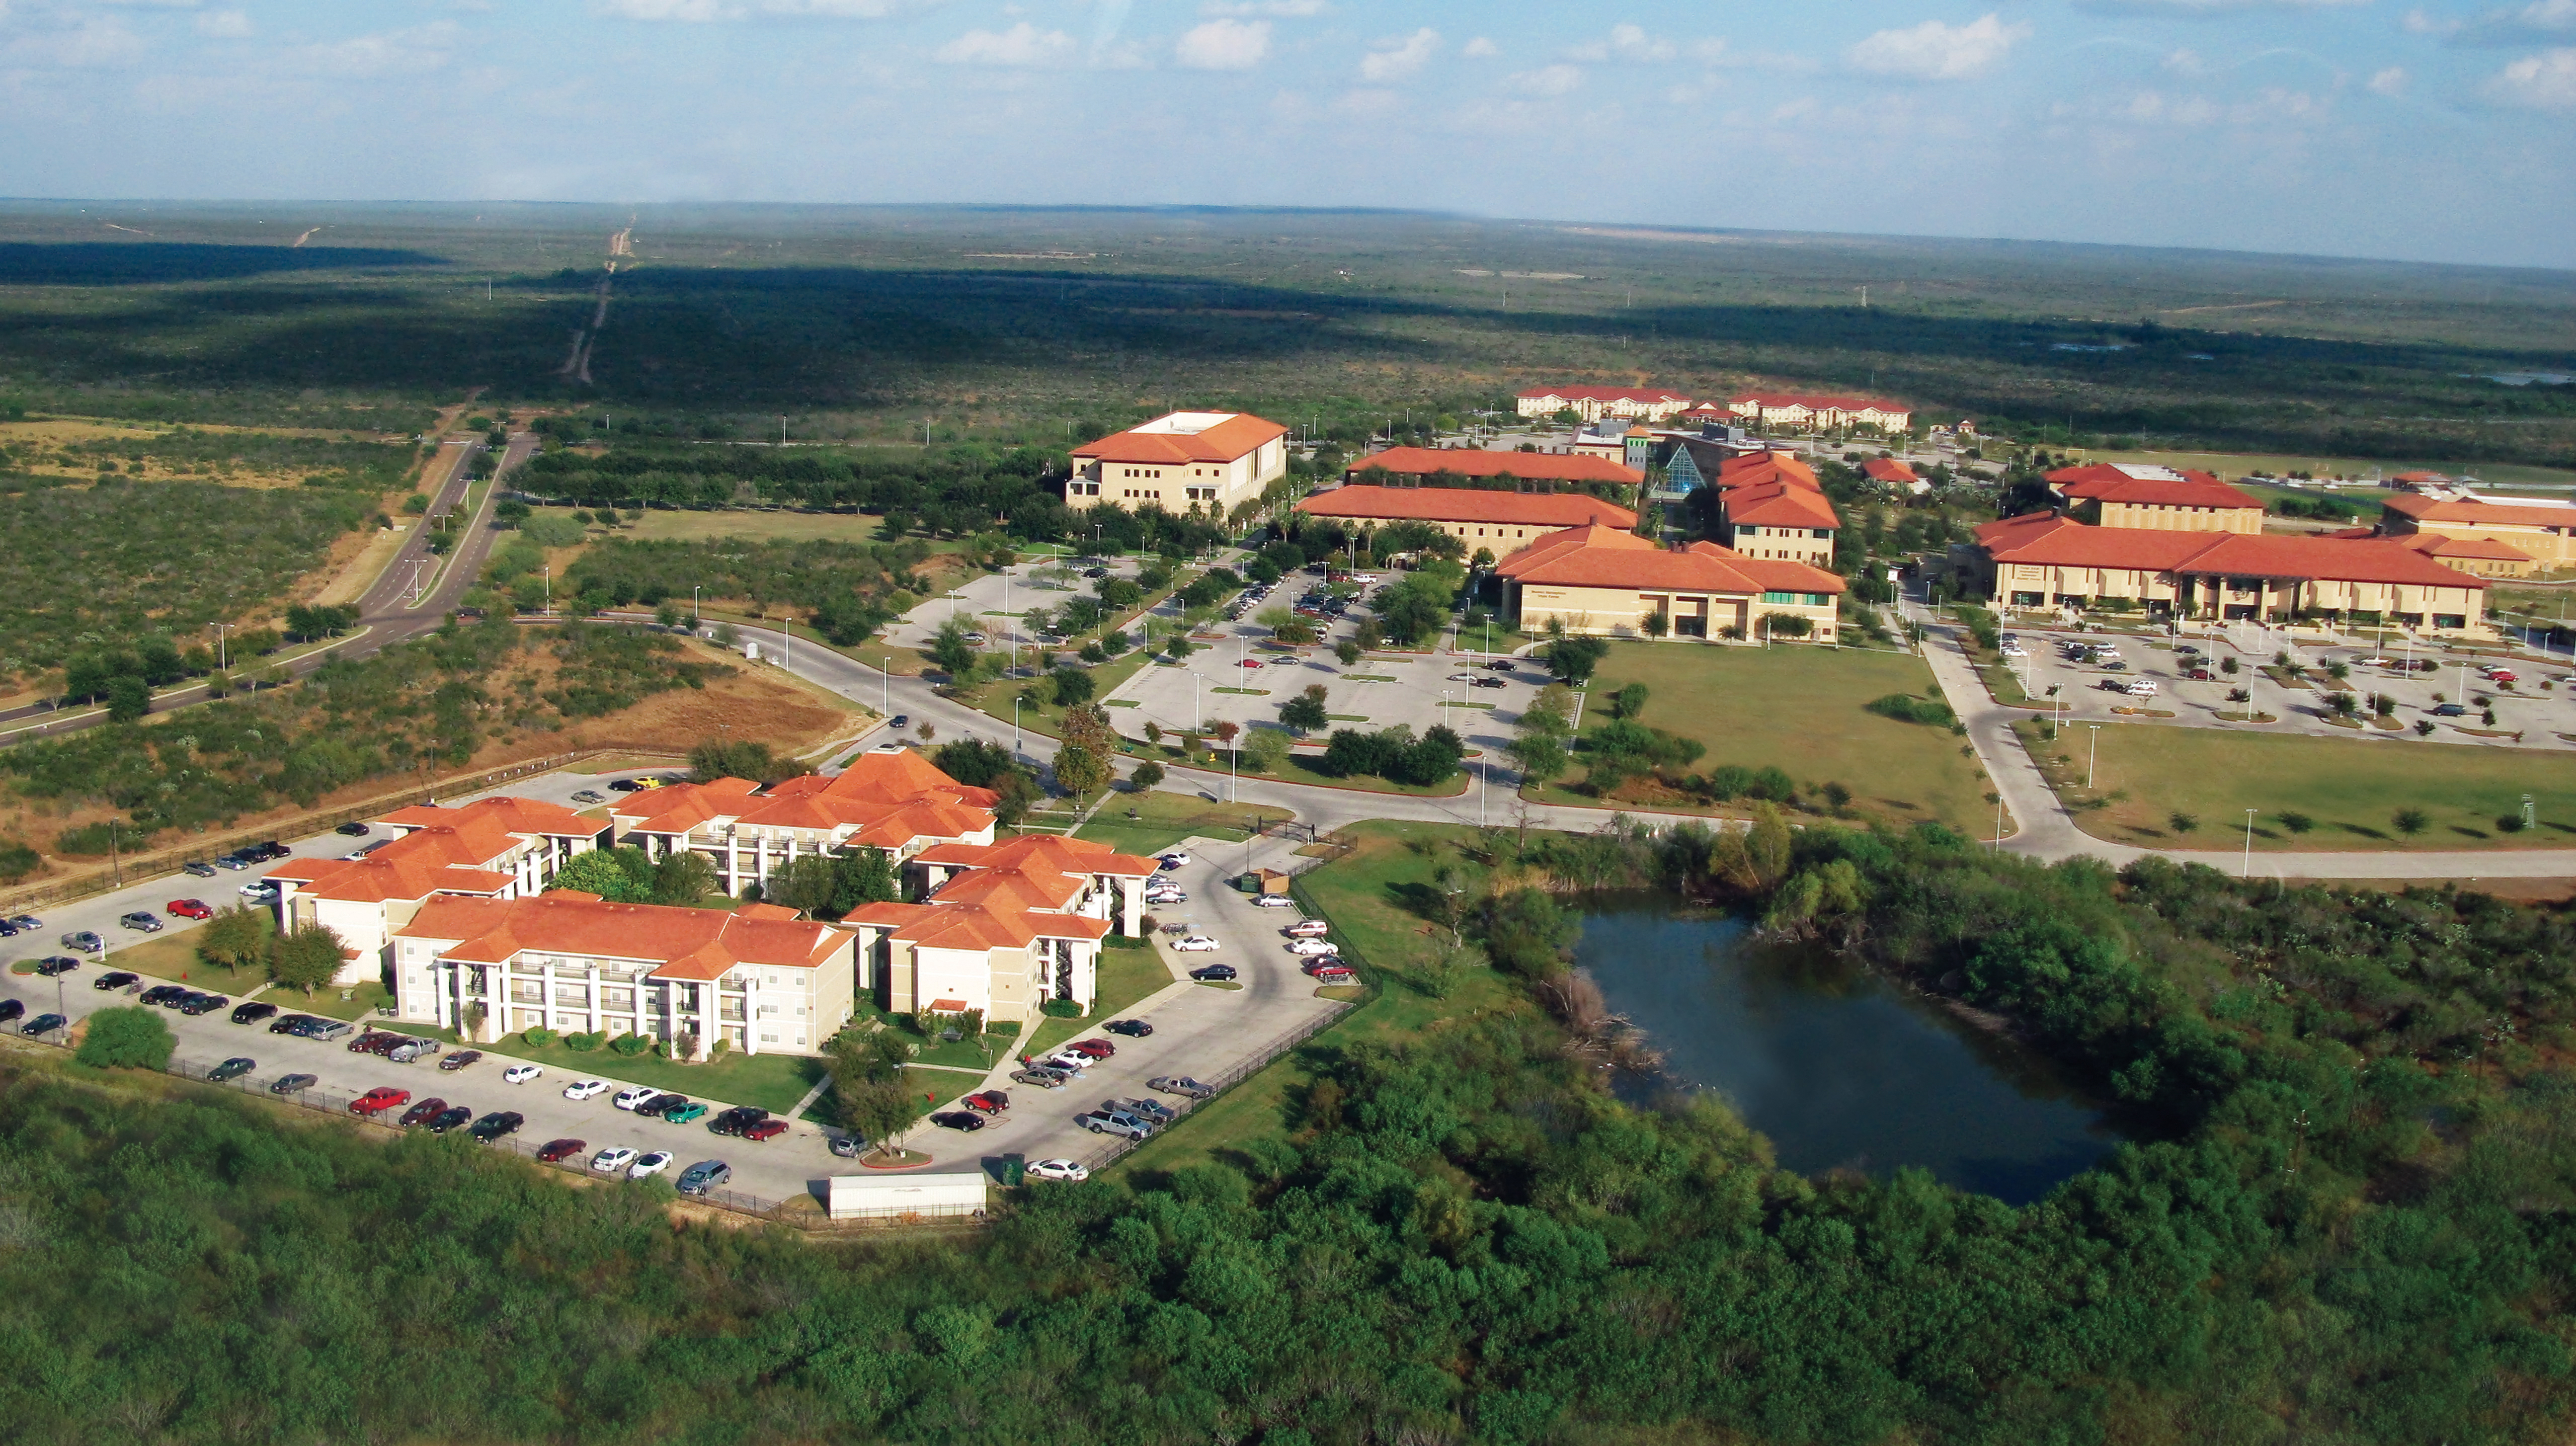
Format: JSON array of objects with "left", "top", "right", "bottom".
[
  {"left": 1347, "top": 446, "right": 1644, "bottom": 493},
  {"left": 842, "top": 835, "right": 1158, "bottom": 1028},
  {"left": 1515, "top": 386, "right": 1693, "bottom": 423},
  {"left": 391, "top": 892, "right": 854, "bottom": 1059},
  {"left": 1300, "top": 480, "right": 1639, "bottom": 558},
  {"left": 2048, "top": 463, "right": 2264, "bottom": 534},
  {"left": 609, "top": 745, "right": 998, "bottom": 896},
  {"left": 1863, "top": 457, "right": 1927, "bottom": 494},
  {"left": 1703, "top": 452, "right": 1840, "bottom": 568},
  {"left": 263, "top": 796, "right": 609, "bottom": 985},
  {"left": 2378, "top": 492, "right": 2576, "bottom": 573},
  {"left": 1726, "top": 393, "right": 1913, "bottom": 433},
  {"left": 1497, "top": 524, "right": 1845, "bottom": 641},
  {"left": 1970, "top": 512, "right": 2491, "bottom": 631},
  {"left": 1063, "top": 411, "right": 1289, "bottom": 516}
]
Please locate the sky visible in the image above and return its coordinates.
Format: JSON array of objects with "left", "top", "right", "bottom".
[{"left": 0, "top": 1, "right": 2569, "bottom": 270}]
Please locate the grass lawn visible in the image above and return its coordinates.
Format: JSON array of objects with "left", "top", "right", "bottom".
[
  {"left": 2032, "top": 722, "right": 2576, "bottom": 850},
  {"left": 1075, "top": 788, "right": 1294, "bottom": 858},
  {"left": 459, "top": 1030, "right": 829, "bottom": 1114},
  {"left": 952, "top": 649, "right": 1156, "bottom": 743},
  {"left": 1019, "top": 944, "right": 1176, "bottom": 1062},
  {"left": 1115, "top": 820, "right": 1521, "bottom": 1181},
  {"left": 1526, "top": 642, "right": 1993, "bottom": 833},
  {"left": 2083, "top": 448, "right": 2576, "bottom": 492},
  {"left": 104, "top": 930, "right": 270, "bottom": 995},
  {"left": 303, "top": 982, "right": 396, "bottom": 1021}
]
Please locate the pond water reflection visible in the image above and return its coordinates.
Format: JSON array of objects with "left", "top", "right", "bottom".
[{"left": 1577, "top": 896, "right": 2120, "bottom": 1205}]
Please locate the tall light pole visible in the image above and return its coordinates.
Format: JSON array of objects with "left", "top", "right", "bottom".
[
  {"left": 2085, "top": 724, "right": 2102, "bottom": 790},
  {"left": 880, "top": 657, "right": 891, "bottom": 724},
  {"left": 211, "top": 622, "right": 226, "bottom": 672},
  {"left": 692, "top": 586, "right": 701, "bottom": 625},
  {"left": 2242, "top": 809, "right": 2258, "bottom": 878},
  {"left": 1189, "top": 671, "right": 1206, "bottom": 733}
]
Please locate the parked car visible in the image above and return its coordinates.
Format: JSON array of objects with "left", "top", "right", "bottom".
[
  {"left": 2123, "top": 680, "right": 2159, "bottom": 698},
  {"left": 1287, "top": 938, "right": 1340, "bottom": 956},
  {"left": 22, "top": 1014, "right": 66, "bottom": 1036},
  {"left": 569, "top": 789, "right": 607, "bottom": 806},
  {"left": 428, "top": 1106, "right": 474, "bottom": 1134},
  {"left": 60, "top": 931, "right": 104, "bottom": 954},
  {"left": 0, "top": 1001, "right": 20, "bottom": 1024},
  {"left": 961, "top": 1090, "right": 1010, "bottom": 1114},
  {"left": 627, "top": 1151, "right": 675, "bottom": 1179},
  {"left": 266, "top": 1012, "right": 316, "bottom": 1032},
  {"left": 398, "top": 1097, "right": 450, "bottom": 1128},
  {"left": 591, "top": 1146, "right": 640, "bottom": 1174},
  {"left": 1150, "top": 1075, "right": 1216, "bottom": 1099},
  {"left": 1158, "top": 851, "right": 1191, "bottom": 868},
  {"left": 33, "top": 956, "right": 80, "bottom": 977},
  {"left": 1284, "top": 919, "right": 1330, "bottom": 937},
  {"left": 387, "top": 1039, "right": 436, "bottom": 1063},
  {"left": 502, "top": 1063, "right": 543, "bottom": 1084},
  {"left": 2433, "top": 703, "right": 2469, "bottom": 717},
  {"left": 230, "top": 1001, "right": 277, "bottom": 1025},
  {"left": 1189, "top": 964, "right": 1238, "bottom": 982},
  {"left": 1310, "top": 966, "right": 1356, "bottom": 984},
  {"left": 250, "top": 841, "right": 289, "bottom": 861},
  {"left": 1066, "top": 1038, "right": 1116, "bottom": 1059},
  {"left": 1253, "top": 893, "right": 1297, "bottom": 907},
  {"left": 663, "top": 1102, "right": 710, "bottom": 1125},
  {"left": 207, "top": 1057, "right": 256, "bottom": 1083},
  {"left": 1120, "top": 1097, "right": 1177, "bottom": 1123},
  {"left": 537, "top": 1139, "right": 588, "bottom": 1163},
  {"left": 1077, "top": 1109, "right": 1152, "bottom": 1139},
  {"left": 675, "top": 1160, "right": 731, "bottom": 1196},
  {"left": 742, "top": 1119, "right": 789, "bottom": 1143},
  {"left": 889, "top": 714, "right": 909, "bottom": 730},
  {"left": 166, "top": 899, "right": 212, "bottom": 920},
  {"left": 827, "top": 1135, "right": 866, "bottom": 1158},
  {"left": 607, "top": 778, "right": 643, "bottom": 793},
  {"left": 1009, "top": 1067, "right": 1069, "bottom": 1088},
  {"left": 1104, "top": 1019, "right": 1154, "bottom": 1037},
  {"left": 439, "top": 1049, "right": 482, "bottom": 1072},
  {"left": 635, "top": 1092, "right": 688, "bottom": 1118},
  {"left": 335, "top": 821, "right": 371, "bottom": 837},
  {"left": 561, "top": 1078, "right": 610, "bottom": 1101},
  {"left": 350, "top": 1030, "right": 398, "bottom": 1053},
  {"left": 214, "top": 853, "right": 252, "bottom": 870},
  {"left": 930, "top": 1110, "right": 987, "bottom": 1132},
  {"left": 1027, "top": 1158, "right": 1090, "bottom": 1182},
  {"left": 469, "top": 1111, "right": 526, "bottom": 1144},
  {"left": 94, "top": 971, "right": 139, "bottom": 992},
  {"left": 1039, "top": 1052, "right": 1092, "bottom": 1074},
  {"left": 1172, "top": 935, "right": 1221, "bottom": 952},
  {"left": 181, "top": 861, "right": 218, "bottom": 879},
  {"left": 350, "top": 1087, "right": 411, "bottom": 1116},
  {"left": 613, "top": 1085, "right": 657, "bottom": 1110},
  {"left": 179, "top": 992, "right": 227, "bottom": 1016},
  {"left": 238, "top": 883, "right": 279, "bottom": 903},
  {"left": 270, "top": 1073, "right": 317, "bottom": 1095},
  {"left": 709, "top": 1106, "right": 770, "bottom": 1136},
  {"left": 2185, "top": 667, "right": 2214, "bottom": 681}
]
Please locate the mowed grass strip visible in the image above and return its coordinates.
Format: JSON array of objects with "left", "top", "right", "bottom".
[
  {"left": 2058, "top": 723, "right": 2576, "bottom": 849},
  {"left": 1075, "top": 788, "right": 1294, "bottom": 858},
  {"left": 1531, "top": 642, "right": 1993, "bottom": 832}
]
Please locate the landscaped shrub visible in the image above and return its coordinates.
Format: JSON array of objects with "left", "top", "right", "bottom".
[
  {"left": 1700, "top": 764, "right": 1798, "bottom": 804},
  {"left": 1865, "top": 693, "right": 1957, "bottom": 726},
  {"left": 0, "top": 839, "right": 41, "bottom": 882},
  {"left": 609, "top": 1032, "right": 655, "bottom": 1056},
  {"left": 1038, "top": 999, "right": 1083, "bottom": 1018},
  {"left": 522, "top": 1027, "right": 559, "bottom": 1047},
  {"left": 75, "top": 1007, "right": 175, "bottom": 1071},
  {"left": 562, "top": 1031, "right": 604, "bottom": 1052}
]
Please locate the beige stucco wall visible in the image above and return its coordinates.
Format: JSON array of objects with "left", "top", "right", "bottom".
[
  {"left": 1723, "top": 522, "right": 1835, "bottom": 568},
  {"left": 1066, "top": 436, "right": 1286, "bottom": 515},
  {"left": 1511, "top": 580, "right": 1839, "bottom": 643},
  {"left": 2096, "top": 501, "right": 2263, "bottom": 534},
  {"left": 2385, "top": 515, "right": 2570, "bottom": 569}
]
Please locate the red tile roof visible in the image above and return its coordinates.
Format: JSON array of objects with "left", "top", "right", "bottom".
[
  {"left": 1977, "top": 512, "right": 2488, "bottom": 588},
  {"left": 1717, "top": 453, "right": 1821, "bottom": 489},
  {"left": 1343, "top": 447, "right": 1644, "bottom": 487},
  {"left": 1300, "top": 481, "right": 1638, "bottom": 529},
  {"left": 1730, "top": 392, "right": 1911, "bottom": 415},
  {"left": 274, "top": 795, "right": 600, "bottom": 904},
  {"left": 1516, "top": 387, "right": 1691, "bottom": 404},
  {"left": 377, "top": 796, "right": 600, "bottom": 837},
  {"left": 1496, "top": 525, "right": 1845, "bottom": 596},
  {"left": 1722, "top": 478, "right": 1840, "bottom": 530},
  {"left": 1073, "top": 412, "right": 1286, "bottom": 466},
  {"left": 396, "top": 894, "right": 848, "bottom": 977},
  {"left": 2047, "top": 464, "right": 2261, "bottom": 511},
  {"left": 1862, "top": 458, "right": 1918, "bottom": 485},
  {"left": 2396, "top": 532, "right": 2535, "bottom": 562},
  {"left": 2382, "top": 493, "right": 2576, "bottom": 530}
]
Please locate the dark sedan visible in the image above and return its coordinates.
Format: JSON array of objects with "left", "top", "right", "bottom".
[
  {"left": 929, "top": 1110, "right": 987, "bottom": 1132},
  {"left": 469, "top": 1111, "right": 525, "bottom": 1143}
]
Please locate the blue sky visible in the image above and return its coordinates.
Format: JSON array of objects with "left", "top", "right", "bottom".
[{"left": 1, "top": 1, "right": 2568, "bottom": 269}]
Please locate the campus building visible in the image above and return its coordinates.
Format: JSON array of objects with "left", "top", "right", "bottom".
[
  {"left": 1514, "top": 387, "right": 1693, "bottom": 423},
  {"left": 1063, "top": 411, "right": 1290, "bottom": 516},
  {"left": 1345, "top": 446, "right": 1644, "bottom": 492},
  {"left": 609, "top": 746, "right": 998, "bottom": 895},
  {"left": 1704, "top": 452, "right": 1840, "bottom": 568},
  {"left": 1496, "top": 524, "right": 1846, "bottom": 642},
  {"left": 2047, "top": 464, "right": 2264, "bottom": 534},
  {"left": 2377, "top": 492, "right": 2576, "bottom": 574},
  {"left": 841, "top": 835, "right": 1158, "bottom": 1027},
  {"left": 264, "top": 797, "right": 610, "bottom": 985},
  {"left": 1725, "top": 393, "right": 1913, "bottom": 433},
  {"left": 391, "top": 892, "right": 856, "bottom": 1058},
  {"left": 1863, "top": 457, "right": 1926, "bottom": 494},
  {"left": 1298, "top": 483, "right": 1639, "bottom": 557},
  {"left": 1968, "top": 512, "right": 2492, "bottom": 631}
]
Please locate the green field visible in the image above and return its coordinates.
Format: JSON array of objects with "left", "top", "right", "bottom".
[
  {"left": 2039, "top": 722, "right": 2576, "bottom": 850},
  {"left": 1074, "top": 787, "right": 1293, "bottom": 858},
  {"left": 1530, "top": 642, "right": 1995, "bottom": 832}
]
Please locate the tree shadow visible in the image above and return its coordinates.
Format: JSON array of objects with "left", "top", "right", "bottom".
[
  {"left": 2338, "top": 822, "right": 2391, "bottom": 840},
  {"left": 2451, "top": 827, "right": 2492, "bottom": 840},
  {"left": 0, "top": 240, "right": 447, "bottom": 285}
]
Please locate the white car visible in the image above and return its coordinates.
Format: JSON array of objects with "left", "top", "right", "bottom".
[
  {"left": 1284, "top": 919, "right": 1330, "bottom": 937},
  {"left": 590, "top": 1146, "right": 639, "bottom": 1174},
  {"left": 1040, "top": 1052, "right": 1092, "bottom": 1074},
  {"left": 1171, "top": 935, "right": 1220, "bottom": 952},
  {"left": 627, "top": 1150, "right": 674, "bottom": 1179},
  {"left": 1252, "top": 895, "right": 1294, "bottom": 908},
  {"left": 1999, "top": 643, "right": 2027, "bottom": 659},
  {"left": 1158, "top": 851, "right": 1191, "bottom": 867},
  {"left": 503, "top": 1063, "right": 543, "bottom": 1084},
  {"left": 1027, "top": 1158, "right": 1090, "bottom": 1183},
  {"left": 613, "top": 1086, "right": 656, "bottom": 1111},
  {"left": 1145, "top": 888, "right": 1186, "bottom": 904},
  {"left": 562, "top": 1078, "right": 609, "bottom": 1101},
  {"left": 1287, "top": 938, "right": 1340, "bottom": 956},
  {"left": 2123, "top": 679, "right": 2159, "bottom": 697}
]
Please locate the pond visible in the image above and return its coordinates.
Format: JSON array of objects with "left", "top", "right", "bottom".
[{"left": 1577, "top": 896, "right": 2121, "bottom": 1205}]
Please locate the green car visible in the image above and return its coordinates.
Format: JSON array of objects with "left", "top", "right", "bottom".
[
  {"left": 663, "top": 1102, "right": 709, "bottom": 1125},
  {"left": 207, "top": 1057, "right": 256, "bottom": 1083}
]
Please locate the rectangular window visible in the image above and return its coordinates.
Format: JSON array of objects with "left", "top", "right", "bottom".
[
  {"left": 1806, "top": 593, "right": 1829, "bottom": 606},
  {"left": 1761, "top": 591, "right": 1795, "bottom": 603}
]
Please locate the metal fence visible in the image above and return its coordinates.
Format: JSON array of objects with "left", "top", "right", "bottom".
[
  {"left": 0, "top": 747, "right": 661, "bottom": 915},
  {"left": 1067, "top": 1000, "right": 1355, "bottom": 1174}
]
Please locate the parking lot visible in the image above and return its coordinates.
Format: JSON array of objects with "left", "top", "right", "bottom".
[
  {"left": 878, "top": 552, "right": 1151, "bottom": 655},
  {"left": 1993, "top": 623, "right": 2576, "bottom": 746}
]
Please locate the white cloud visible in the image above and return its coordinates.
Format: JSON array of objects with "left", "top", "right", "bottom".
[
  {"left": 1200, "top": 0, "right": 1326, "bottom": 14},
  {"left": 1175, "top": 17, "right": 1268, "bottom": 68},
  {"left": 94, "top": 0, "right": 199, "bottom": 8},
  {"left": 1463, "top": 35, "right": 1497, "bottom": 58},
  {"left": 2450, "top": 0, "right": 2576, "bottom": 43},
  {"left": 2, "top": 14, "right": 147, "bottom": 67},
  {"left": 2367, "top": 64, "right": 2407, "bottom": 94},
  {"left": 2403, "top": 7, "right": 2461, "bottom": 33},
  {"left": 282, "top": 21, "right": 461, "bottom": 75},
  {"left": 2077, "top": 0, "right": 2363, "bottom": 11},
  {"left": 1512, "top": 62, "right": 1584, "bottom": 96},
  {"left": 1574, "top": 22, "right": 1677, "bottom": 62},
  {"left": 195, "top": 8, "right": 251, "bottom": 35},
  {"left": 1847, "top": 14, "right": 2029, "bottom": 81},
  {"left": 935, "top": 21, "right": 1073, "bottom": 64},
  {"left": 2487, "top": 45, "right": 2576, "bottom": 106},
  {"left": 590, "top": 0, "right": 926, "bottom": 19},
  {"left": 592, "top": 0, "right": 742, "bottom": 18},
  {"left": 1359, "top": 27, "right": 1438, "bottom": 81}
]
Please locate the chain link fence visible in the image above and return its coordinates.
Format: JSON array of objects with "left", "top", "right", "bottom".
[{"left": 1066, "top": 1000, "right": 1354, "bottom": 1174}]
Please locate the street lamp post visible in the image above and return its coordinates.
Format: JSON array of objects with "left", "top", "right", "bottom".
[
  {"left": 1189, "top": 671, "right": 1207, "bottom": 733},
  {"left": 692, "top": 586, "right": 701, "bottom": 625},
  {"left": 880, "top": 657, "right": 892, "bottom": 724},
  {"left": 2242, "top": 809, "right": 2258, "bottom": 878},
  {"left": 2085, "top": 724, "right": 2102, "bottom": 790}
]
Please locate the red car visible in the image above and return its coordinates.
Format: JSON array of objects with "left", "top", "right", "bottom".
[
  {"left": 1066, "top": 1039, "right": 1116, "bottom": 1059},
  {"left": 349, "top": 1086, "right": 410, "bottom": 1117},
  {"left": 742, "top": 1119, "right": 789, "bottom": 1143},
  {"left": 166, "top": 898, "right": 213, "bottom": 920},
  {"left": 536, "top": 1138, "right": 587, "bottom": 1162},
  {"left": 961, "top": 1090, "right": 1011, "bottom": 1115}
]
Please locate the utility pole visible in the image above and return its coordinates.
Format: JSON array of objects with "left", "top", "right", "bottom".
[
  {"left": 2242, "top": 810, "right": 2257, "bottom": 879},
  {"left": 692, "top": 586, "right": 701, "bottom": 625},
  {"left": 2085, "top": 724, "right": 2101, "bottom": 790}
]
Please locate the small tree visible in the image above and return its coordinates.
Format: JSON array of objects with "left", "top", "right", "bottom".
[
  {"left": 106, "top": 676, "right": 149, "bottom": 724},
  {"left": 1335, "top": 638, "right": 1364, "bottom": 666},
  {"left": 269, "top": 922, "right": 349, "bottom": 997},
  {"left": 2168, "top": 811, "right": 2199, "bottom": 835},
  {"left": 1643, "top": 610, "right": 1670, "bottom": 639},
  {"left": 1212, "top": 720, "right": 1241, "bottom": 751},
  {"left": 1244, "top": 728, "right": 1291, "bottom": 774},
  {"left": 197, "top": 904, "right": 270, "bottom": 972},
  {"left": 1130, "top": 760, "right": 1167, "bottom": 791},
  {"left": 926, "top": 619, "right": 979, "bottom": 679},
  {"left": 835, "top": 1077, "right": 928, "bottom": 1162},
  {"left": 76, "top": 1006, "right": 174, "bottom": 1071},
  {"left": 1054, "top": 742, "right": 1113, "bottom": 798},
  {"left": 1279, "top": 685, "right": 1331, "bottom": 736},
  {"left": 1609, "top": 683, "right": 1650, "bottom": 720},
  {"left": 2393, "top": 808, "right": 2430, "bottom": 836},
  {"left": 2281, "top": 811, "right": 2315, "bottom": 834}
]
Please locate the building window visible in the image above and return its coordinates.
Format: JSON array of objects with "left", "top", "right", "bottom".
[{"left": 1761, "top": 591, "right": 1795, "bottom": 603}]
